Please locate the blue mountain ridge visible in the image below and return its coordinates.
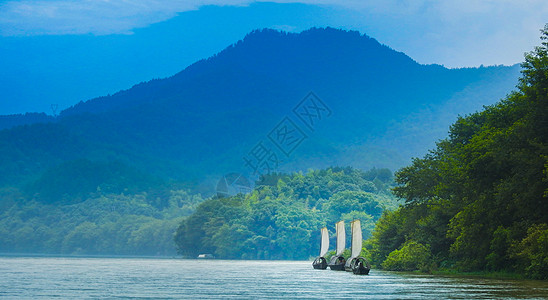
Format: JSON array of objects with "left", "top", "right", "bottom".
[{"left": 0, "top": 27, "right": 521, "bottom": 196}]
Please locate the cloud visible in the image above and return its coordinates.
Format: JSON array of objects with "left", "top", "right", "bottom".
[
  {"left": 270, "top": 24, "right": 297, "bottom": 32},
  {"left": 0, "top": 0, "right": 547, "bottom": 67},
  {"left": 0, "top": 0, "right": 253, "bottom": 36},
  {"left": 379, "top": 0, "right": 548, "bottom": 67},
  {"left": 1, "top": 0, "right": 545, "bottom": 37},
  {"left": 1, "top": 0, "right": 546, "bottom": 38},
  {"left": 301, "top": 0, "right": 548, "bottom": 67}
]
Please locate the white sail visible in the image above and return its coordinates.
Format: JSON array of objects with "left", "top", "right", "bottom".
[
  {"left": 350, "top": 220, "right": 363, "bottom": 259},
  {"left": 319, "top": 227, "right": 329, "bottom": 257},
  {"left": 335, "top": 220, "right": 345, "bottom": 256}
]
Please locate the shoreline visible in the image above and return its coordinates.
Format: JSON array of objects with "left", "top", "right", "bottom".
[{"left": 395, "top": 269, "right": 533, "bottom": 281}]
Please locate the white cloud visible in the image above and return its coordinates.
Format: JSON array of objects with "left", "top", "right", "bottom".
[
  {"left": 0, "top": 0, "right": 546, "bottom": 66},
  {"left": 1, "top": 0, "right": 546, "bottom": 37},
  {"left": 1, "top": 0, "right": 545, "bottom": 39},
  {"left": 0, "top": 0, "right": 253, "bottom": 35},
  {"left": 270, "top": 24, "right": 298, "bottom": 32},
  {"left": 304, "top": 0, "right": 548, "bottom": 67}
]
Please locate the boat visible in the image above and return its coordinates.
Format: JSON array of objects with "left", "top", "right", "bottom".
[
  {"left": 328, "top": 220, "right": 346, "bottom": 271},
  {"left": 197, "top": 253, "right": 214, "bottom": 259},
  {"left": 312, "top": 227, "right": 329, "bottom": 269},
  {"left": 344, "top": 219, "right": 371, "bottom": 275}
]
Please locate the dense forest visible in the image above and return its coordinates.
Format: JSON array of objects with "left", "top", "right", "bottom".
[
  {"left": 174, "top": 167, "right": 398, "bottom": 259},
  {"left": 0, "top": 27, "right": 535, "bottom": 267},
  {"left": 366, "top": 26, "right": 548, "bottom": 279},
  {"left": 0, "top": 166, "right": 396, "bottom": 256},
  {"left": 0, "top": 186, "right": 203, "bottom": 255}
]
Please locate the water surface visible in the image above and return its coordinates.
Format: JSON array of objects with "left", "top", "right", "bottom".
[{"left": 1, "top": 257, "right": 548, "bottom": 299}]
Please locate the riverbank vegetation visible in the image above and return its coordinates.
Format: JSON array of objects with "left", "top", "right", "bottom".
[
  {"left": 365, "top": 25, "right": 548, "bottom": 280},
  {"left": 174, "top": 167, "right": 398, "bottom": 259},
  {"left": 0, "top": 187, "right": 202, "bottom": 255}
]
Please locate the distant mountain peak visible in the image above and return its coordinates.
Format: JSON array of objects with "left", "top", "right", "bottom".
[
  {"left": 60, "top": 27, "right": 420, "bottom": 118},
  {"left": 0, "top": 27, "right": 520, "bottom": 195}
]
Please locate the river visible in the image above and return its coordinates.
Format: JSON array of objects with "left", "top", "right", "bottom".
[{"left": 1, "top": 257, "right": 548, "bottom": 299}]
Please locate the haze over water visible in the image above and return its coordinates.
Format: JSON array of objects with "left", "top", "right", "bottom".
[{"left": 2, "top": 257, "right": 548, "bottom": 299}]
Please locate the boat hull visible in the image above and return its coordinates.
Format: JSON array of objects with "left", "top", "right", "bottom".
[
  {"left": 345, "top": 257, "right": 371, "bottom": 275},
  {"left": 328, "top": 255, "right": 346, "bottom": 271},
  {"left": 353, "top": 266, "right": 370, "bottom": 275},
  {"left": 312, "top": 257, "right": 327, "bottom": 269},
  {"left": 329, "top": 264, "right": 345, "bottom": 271}
]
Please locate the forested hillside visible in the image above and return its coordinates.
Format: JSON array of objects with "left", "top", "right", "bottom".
[
  {"left": 174, "top": 167, "right": 398, "bottom": 259},
  {"left": 366, "top": 26, "right": 548, "bottom": 279},
  {"left": 0, "top": 28, "right": 519, "bottom": 198},
  {"left": 0, "top": 27, "right": 520, "bottom": 256},
  {"left": 0, "top": 187, "right": 202, "bottom": 255}
]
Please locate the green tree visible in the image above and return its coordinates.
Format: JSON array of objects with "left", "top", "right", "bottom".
[
  {"left": 367, "top": 24, "right": 548, "bottom": 276},
  {"left": 382, "top": 241, "right": 432, "bottom": 272}
]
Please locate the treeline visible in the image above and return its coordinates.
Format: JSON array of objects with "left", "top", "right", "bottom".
[
  {"left": 174, "top": 167, "right": 398, "bottom": 259},
  {"left": 0, "top": 188, "right": 202, "bottom": 255},
  {"left": 366, "top": 26, "right": 548, "bottom": 279},
  {"left": 0, "top": 112, "right": 55, "bottom": 131}
]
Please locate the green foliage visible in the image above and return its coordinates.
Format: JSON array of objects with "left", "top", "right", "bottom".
[
  {"left": 323, "top": 191, "right": 384, "bottom": 224},
  {"left": 0, "top": 189, "right": 202, "bottom": 255},
  {"left": 174, "top": 167, "right": 398, "bottom": 259},
  {"left": 365, "top": 210, "right": 406, "bottom": 267},
  {"left": 511, "top": 224, "right": 548, "bottom": 279},
  {"left": 340, "top": 211, "right": 374, "bottom": 239},
  {"left": 382, "top": 241, "right": 432, "bottom": 272},
  {"left": 367, "top": 25, "right": 548, "bottom": 278},
  {"left": 485, "top": 226, "right": 513, "bottom": 271}
]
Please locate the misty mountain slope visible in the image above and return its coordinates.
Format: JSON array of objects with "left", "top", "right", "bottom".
[
  {"left": 62, "top": 28, "right": 493, "bottom": 118},
  {"left": 0, "top": 27, "right": 520, "bottom": 196},
  {"left": 0, "top": 113, "right": 55, "bottom": 130}
]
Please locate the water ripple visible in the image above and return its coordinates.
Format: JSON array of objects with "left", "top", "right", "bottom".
[{"left": 1, "top": 257, "right": 548, "bottom": 299}]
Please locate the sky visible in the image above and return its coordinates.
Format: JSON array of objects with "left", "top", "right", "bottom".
[{"left": 0, "top": 0, "right": 547, "bottom": 115}]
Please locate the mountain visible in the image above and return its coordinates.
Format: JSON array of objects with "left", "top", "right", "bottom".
[{"left": 0, "top": 27, "right": 520, "bottom": 197}]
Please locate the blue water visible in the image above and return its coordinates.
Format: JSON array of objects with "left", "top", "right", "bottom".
[{"left": 1, "top": 257, "right": 548, "bottom": 299}]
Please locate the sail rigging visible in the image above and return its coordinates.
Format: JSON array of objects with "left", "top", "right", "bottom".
[
  {"left": 335, "top": 221, "right": 345, "bottom": 256},
  {"left": 319, "top": 227, "right": 329, "bottom": 257}
]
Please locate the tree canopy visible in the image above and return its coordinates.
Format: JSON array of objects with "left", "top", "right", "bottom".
[
  {"left": 367, "top": 25, "right": 548, "bottom": 279},
  {"left": 174, "top": 167, "right": 398, "bottom": 259},
  {"left": 0, "top": 187, "right": 203, "bottom": 255}
]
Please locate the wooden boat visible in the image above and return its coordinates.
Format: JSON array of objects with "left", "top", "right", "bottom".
[
  {"left": 328, "top": 221, "right": 346, "bottom": 271},
  {"left": 312, "top": 227, "right": 329, "bottom": 269},
  {"left": 350, "top": 257, "right": 371, "bottom": 275},
  {"left": 344, "top": 220, "right": 371, "bottom": 275}
]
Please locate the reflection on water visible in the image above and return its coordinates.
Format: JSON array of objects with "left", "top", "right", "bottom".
[{"left": 1, "top": 257, "right": 548, "bottom": 299}]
